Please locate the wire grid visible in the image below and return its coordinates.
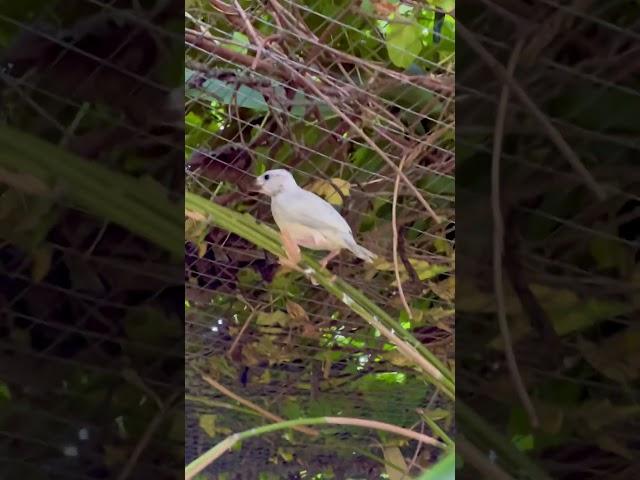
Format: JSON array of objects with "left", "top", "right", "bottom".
[
  {"left": 456, "top": 1, "right": 640, "bottom": 479},
  {"left": 185, "top": 1, "right": 455, "bottom": 478},
  {"left": 1, "top": 1, "right": 184, "bottom": 479}
]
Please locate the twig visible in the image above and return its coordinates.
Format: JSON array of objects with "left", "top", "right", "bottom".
[
  {"left": 227, "top": 294, "right": 269, "bottom": 358},
  {"left": 117, "top": 390, "right": 182, "bottom": 480},
  {"left": 402, "top": 421, "right": 426, "bottom": 479},
  {"left": 392, "top": 153, "right": 413, "bottom": 319},
  {"left": 196, "top": 368, "right": 320, "bottom": 437},
  {"left": 276, "top": 63, "right": 442, "bottom": 222},
  {"left": 230, "top": 0, "right": 265, "bottom": 69},
  {"left": 398, "top": 225, "right": 421, "bottom": 284},
  {"left": 457, "top": 20, "right": 606, "bottom": 199},
  {"left": 185, "top": 416, "right": 446, "bottom": 479},
  {"left": 504, "top": 213, "right": 562, "bottom": 355},
  {"left": 490, "top": 38, "right": 539, "bottom": 428},
  {"left": 226, "top": 309, "right": 256, "bottom": 359},
  {"left": 457, "top": 436, "right": 515, "bottom": 480}
]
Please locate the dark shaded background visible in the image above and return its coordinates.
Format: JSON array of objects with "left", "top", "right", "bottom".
[
  {"left": 457, "top": 1, "right": 639, "bottom": 479},
  {"left": 0, "top": 1, "right": 184, "bottom": 479}
]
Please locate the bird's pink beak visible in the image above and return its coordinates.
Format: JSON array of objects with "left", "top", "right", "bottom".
[{"left": 250, "top": 177, "right": 265, "bottom": 193}]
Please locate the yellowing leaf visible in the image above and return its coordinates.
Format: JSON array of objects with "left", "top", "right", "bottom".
[
  {"left": 307, "top": 178, "right": 350, "bottom": 205},
  {"left": 430, "top": 276, "right": 454, "bottom": 301},
  {"left": 372, "top": 257, "right": 449, "bottom": 286},
  {"left": 573, "top": 399, "right": 640, "bottom": 431},
  {"left": 536, "top": 403, "right": 564, "bottom": 434},
  {"left": 277, "top": 447, "right": 294, "bottom": 462},
  {"left": 286, "top": 301, "right": 309, "bottom": 323},
  {"left": 488, "top": 285, "right": 632, "bottom": 349},
  {"left": 31, "top": 246, "right": 52, "bottom": 283},
  {"left": 199, "top": 414, "right": 217, "bottom": 437},
  {"left": 199, "top": 414, "right": 231, "bottom": 437},
  {"left": 596, "top": 435, "right": 633, "bottom": 459},
  {"left": 104, "top": 445, "right": 128, "bottom": 466},
  {"left": 256, "top": 311, "right": 290, "bottom": 327},
  {"left": 578, "top": 329, "right": 640, "bottom": 383},
  {"left": 383, "top": 446, "right": 409, "bottom": 480},
  {"left": 382, "top": 350, "right": 413, "bottom": 368},
  {"left": 433, "top": 237, "right": 451, "bottom": 254},
  {"left": 589, "top": 236, "right": 631, "bottom": 275}
]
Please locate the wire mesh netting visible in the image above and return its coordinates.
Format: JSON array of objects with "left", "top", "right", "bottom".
[
  {"left": 456, "top": 2, "right": 640, "bottom": 479},
  {"left": 1, "top": 1, "right": 184, "bottom": 479},
  {"left": 185, "top": 1, "right": 455, "bottom": 478}
]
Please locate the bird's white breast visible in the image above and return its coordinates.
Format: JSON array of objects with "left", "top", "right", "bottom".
[{"left": 271, "top": 193, "right": 346, "bottom": 251}]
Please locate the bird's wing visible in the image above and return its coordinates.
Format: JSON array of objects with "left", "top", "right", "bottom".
[{"left": 274, "top": 189, "right": 353, "bottom": 236}]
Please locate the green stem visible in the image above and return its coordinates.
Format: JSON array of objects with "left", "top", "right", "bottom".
[
  {"left": 457, "top": 400, "right": 553, "bottom": 480},
  {"left": 0, "top": 127, "right": 183, "bottom": 256},
  {"left": 185, "top": 192, "right": 454, "bottom": 398},
  {"left": 185, "top": 416, "right": 446, "bottom": 480},
  {"left": 419, "top": 412, "right": 454, "bottom": 447}
]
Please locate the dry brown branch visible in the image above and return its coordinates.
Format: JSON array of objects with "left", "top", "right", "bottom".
[
  {"left": 490, "top": 37, "right": 539, "bottom": 428},
  {"left": 393, "top": 153, "right": 413, "bottom": 319},
  {"left": 457, "top": 20, "right": 606, "bottom": 199},
  {"left": 198, "top": 370, "right": 320, "bottom": 437}
]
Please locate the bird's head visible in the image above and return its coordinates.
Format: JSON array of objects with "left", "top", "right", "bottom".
[{"left": 254, "top": 169, "right": 298, "bottom": 196}]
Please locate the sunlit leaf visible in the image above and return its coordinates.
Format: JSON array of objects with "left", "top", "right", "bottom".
[
  {"left": 306, "top": 178, "right": 350, "bottom": 206},
  {"left": 386, "top": 21, "right": 423, "bottom": 69}
]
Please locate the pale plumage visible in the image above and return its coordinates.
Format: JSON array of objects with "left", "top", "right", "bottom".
[{"left": 255, "top": 169, "right": 376, "bottom": 267}]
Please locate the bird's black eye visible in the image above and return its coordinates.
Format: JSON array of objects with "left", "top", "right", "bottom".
[{"left": 264, "top": 174, "right": 270, "bottom": 180}]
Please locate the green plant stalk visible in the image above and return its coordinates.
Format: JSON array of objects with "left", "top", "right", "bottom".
[
  {"left": 0, "top": 127, "right": 183, "bottom": 256},
  {"left": 420, "top": 413, "right": 454, "bottom": 447},
  {"left": 457, "top": 401, "right": 553, "bottom": 480},
  {"left": 185, "top": 192, "right": 454, "bottom": 398},
  {"left": 415, "top": 450, "right": 455, "bottom": 480},
  {"left": 185, "top": 395, "right": 260, "bottom": 417},
  {"left": 185, "top": 416, "right": 446, "bottom": 480}
]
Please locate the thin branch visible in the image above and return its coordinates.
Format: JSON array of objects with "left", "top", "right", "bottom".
[
  {"left": 457, "top": 436, "right": 515, "bottom": 480},
  {"left": 196, "top": 368, "right": 320, "bottom": 437},
  {"left": 185, "top": 416, "right": 446, "bottom": 480},
  {"left": 457, "top": 20, "right": 606, "bottom": 199},
  {"left": 117, "top": 390, "right": 182, "bottom": 480},
  {"left": 392, "top": 152, "right": 413, "bottom": 319},
  {"left": 491, "top": 38, "right": 539, "bottom": 428}
]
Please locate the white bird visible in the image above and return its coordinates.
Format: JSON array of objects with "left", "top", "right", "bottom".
[{"left": 254, "top": 169, "right": 377, "bottom": 269}]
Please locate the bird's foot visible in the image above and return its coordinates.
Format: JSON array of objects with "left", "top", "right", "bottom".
[
  {"left": 319, "top": 250, "right": 340, "bottom": 269},
  {"left": 278, "top": 256, "right": 302, "bottom": 273}
]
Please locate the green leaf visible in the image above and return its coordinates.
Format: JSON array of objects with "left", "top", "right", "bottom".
[
  {"left": 416, "top": 451, "right": 455, "bottom": 480},
  {"left": 386, "top": 21, "right": 424, "bottom": 69},
  {"left": 0, "top": 382, "right": 10, "bottom": 400},
  {"left": 225, "top": 31, "right": 249, "bottom": 54},
  {"left": 589, "top": 235, "right": 631, "bottom": 274},
  {"left": 428, "top": 0, "right": 455, "bottom": 12},
  {"left": 420, "top": 174, "right": 454, "bottom": 195}
]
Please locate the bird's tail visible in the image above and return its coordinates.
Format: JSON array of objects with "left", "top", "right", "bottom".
[{"left": 345, "top": 236, "right": 377, "bottom": 263}]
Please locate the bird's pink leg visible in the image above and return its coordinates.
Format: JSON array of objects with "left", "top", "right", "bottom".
[
  {"left": 278, "top": 229, "right": 302, "bottom": 271},
  {"left": 319, "top": 249, "right": 341, "bottom": 269}
]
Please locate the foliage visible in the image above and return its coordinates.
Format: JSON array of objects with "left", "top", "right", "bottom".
[
  {"left": 185, "top": 0, "right": 454, "bottom": 478},
  {"left": 456, "top": 2, "right": 640, "bottom": 479},
  {"left": 1, "top": 1, "right": 184, "bottom": 479}
]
